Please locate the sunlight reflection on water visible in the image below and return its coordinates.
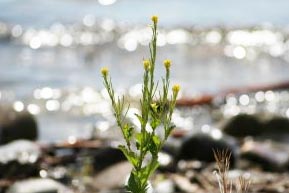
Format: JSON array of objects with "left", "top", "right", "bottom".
[{"left": 1, "top": 0, "right": 289, "bottom": 142}]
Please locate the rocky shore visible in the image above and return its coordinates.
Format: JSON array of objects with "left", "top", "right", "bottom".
[{"left": 0, "top": 87, "right": 288, "bottom": 193}]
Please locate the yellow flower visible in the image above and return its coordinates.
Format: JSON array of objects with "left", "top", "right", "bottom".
[
  {"left": 163, "top": 59, "right": 171, "bottom": 70},
  {"left": 143, "top": 59, "right": 150, "bottom": 70},
  {"left": 101, "top": 67, "right": 109, "bottom": 76},
  {"left": 151, "top": 15, "right": 158, "bottom": 24},
  {"left": 172, "top": 84, "right": 180, "bottom": 93}
]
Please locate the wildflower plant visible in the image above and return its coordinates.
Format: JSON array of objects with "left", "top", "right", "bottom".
[{"left": 101, "top": 16, "right": 180, "bottom": 193}]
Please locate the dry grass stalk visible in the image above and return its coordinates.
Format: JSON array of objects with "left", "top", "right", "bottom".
[
  {"left": 213, "top": 149, "right": 232, "bottom": 193},
  {"left": 213, "top": 149, "right": 251, "bottom": 193},
  {"left": 236, "top": 176, "right": 250, "bottom": 193}
]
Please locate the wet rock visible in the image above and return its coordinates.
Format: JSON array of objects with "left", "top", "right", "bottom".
[
  {"left": 93, "top": 147, "right": 126, "bottom": 172},
  {"left": 262, "top": 117, "right": 289, "bottom": 142},
  {"left": 92, "top": 161, "right": 132, "bottom": 190},
  {"left": 0, "top": 110, "right": 38, "bottom": 144},
  {"left": 6, "top": 178, "right": 73, "bottom": 193},
  {"left": 157, "top": 151, "right": 175, "bottom": 172},
  {"left": 171, "top": 174, "right": 200, "bottom": 193},
  {"left": 0, "top": 161, "right": 39, "bottom": 179},
  {"left": 0, "top": 140, "right": 41, "bottom": 178},
  {"left": 0, "top": 140, "right": 40, "bottom": 163},
  {"left": 223, "top": 114, "right": 263, "bottom": 138},
  {"left": 154, "top": 178, "right": 175, "bottom": 193},
  {"left": 223, "top": 114, "right": 289, "bottom": 142},
  {"left": 264, "top": 117, "right": 289, "bottom": 133},
  {"left": 176, "top": 134, "right": 238, "bottom": 166},
  {"left": 241, "top": 139, "right": 289, "bottom": 172}
]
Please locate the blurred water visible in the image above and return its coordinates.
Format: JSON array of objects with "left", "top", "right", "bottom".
[
  {"left": 1, "top": 0, "right": 289, "bottom": 27},
  {"left": 1, "top": 0, "right": 289, "bottom": 142}
]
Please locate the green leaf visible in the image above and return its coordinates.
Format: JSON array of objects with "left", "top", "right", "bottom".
[
  {"left": 118, "top": 145, "right": 138, "bottom": 168},
  {"left": 127, "top": 171, "right": 148, "bottom": 193},
  {"left": 136, "top": 133, "right": 142, "bottom": 145},
  {"left": 138, "top": 166, "right": 149, "bottom": 185},
  {"left": 152, "top": 135, "right": 161, "bottom": 147},
  {"left": 148, "top": 135, "right": 159, "bottom": 156},
  {"left": 136, "top": 133, "right": 147, "bottom": 151},
  {"left": 150, "top": 118, "right": 160, "bottom": 130},
  {"left": 123, "top": 124, "right": 134, "bottom": 141},
  {"left": 126, "top": 172, "right": 141, "bottom": 193}
]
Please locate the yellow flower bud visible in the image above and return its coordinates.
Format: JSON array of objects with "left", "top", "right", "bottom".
[
  {"left": 163, "top": 59, "right": 171, "bottom": 69},
  {"left": 143, "top": 60, "right": 150, "bottom": 70},
  {"left": 150, "top": 103, "right": 158, "bottom": 112},
  {"left": 101, "top": 67, "right": 109, "bottom": 76},
  {"left": 172, "top": 84, "right": 180, "bottom": 93},
  {"left": 151, "top": 15, "right": 158, "bottom": 24}
]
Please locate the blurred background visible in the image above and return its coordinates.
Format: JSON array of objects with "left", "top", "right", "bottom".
[
  {"left": 1, "top": 0, "right": 289, "bottom": 142},
  {"left": 0, "top": 1, "right": 289, "bottom": 192}
]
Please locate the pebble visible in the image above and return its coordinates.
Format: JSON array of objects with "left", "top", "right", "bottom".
[{"left": 6, "top": 178, "right": 73, "bottom": 193}]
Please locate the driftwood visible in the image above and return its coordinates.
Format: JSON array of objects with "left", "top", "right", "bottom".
[{"left": 177, "top": 80, "right": 289, "bottom": 107}]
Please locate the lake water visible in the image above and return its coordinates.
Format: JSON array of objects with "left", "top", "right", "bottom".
[
  {"left": 1, "top": 0, "right": 289, "bottom": 27},
  {"left": 1, "top": 0, "right": 289, "bottom": 142}
]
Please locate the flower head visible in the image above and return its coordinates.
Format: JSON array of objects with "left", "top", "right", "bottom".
[
  {"left": 151, "top": 15, "right": 158, "bottom": 24},
  {"left": 143, "top": 59, "right": 150, "bottom": 70},
  {"left": 172, "top": 84, "right": 180, "bottom": 93},
  {"left": 163, "top": 59, "right": 171, "bottom": 70},
  {"left": 101, "top": 67, "right": 109, "bottom": 77}
]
